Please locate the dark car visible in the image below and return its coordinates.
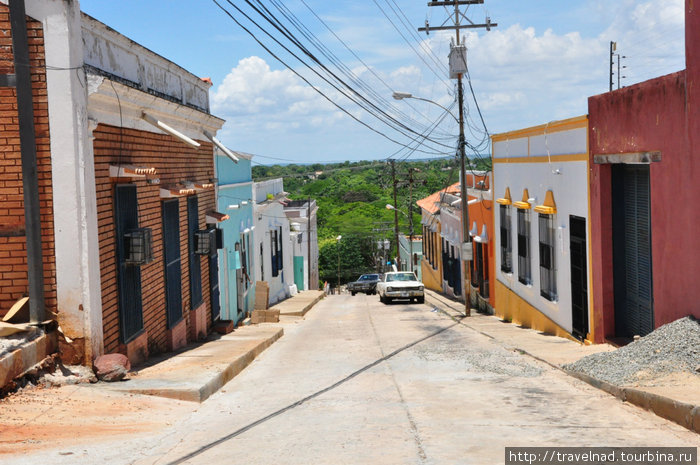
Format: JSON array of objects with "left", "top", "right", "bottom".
[{"left": 347, "top": 274, "right": 382, "bottom": 295}]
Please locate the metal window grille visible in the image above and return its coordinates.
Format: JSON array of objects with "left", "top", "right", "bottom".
[
  {"left": 538, "top": 213, "right": 557, "bottom": 301},
  {"left": 500, "top": 205, "right": 512, "bottom": 273},
  {"left": 517, "top": 208, "right": 531, "bottom": 285},
  {"left": 162, "top": 199, "right": 182, "bottom": 329},
  {"left": 114, "top": 184, "right": 144, "bottom": 342},
  {"left": 187, "top": 195, "right": 203, "bottom": 309},
  {"left": 271, "top": 229, "right": 279, "bottom": 277}
]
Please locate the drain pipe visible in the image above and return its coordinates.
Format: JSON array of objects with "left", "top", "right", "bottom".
[{"left": 10, "top": 0, "right": 45, "bottom": 323}]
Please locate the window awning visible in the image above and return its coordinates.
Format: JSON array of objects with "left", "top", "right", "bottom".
[
  {"left": 184, "top": 181, "right": 215, "bottom": 191},
  {"left": 513, "top": 188, "right": 532, "bottom": 210},
  {"left": 206, "top": 211, "right": 230, "bottom": 223},
  {"left": 534, "top": 190, "right": 557, "bottom": 215},
  {"left": 473, "top": 225, "right": 489, "bottom": 244},
  {"left": 109, "top": 164, "right": 157, "bottom": 179},
  {"left": 160, "top": 186, "right": 196, "bottom": 198},
  {"left": 496, "top": 187, "right": 512, "bottom": 205}
]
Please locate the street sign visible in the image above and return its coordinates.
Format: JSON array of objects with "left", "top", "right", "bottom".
[{"left": 461, "top": 242, "right": 473, "bottom": 261}]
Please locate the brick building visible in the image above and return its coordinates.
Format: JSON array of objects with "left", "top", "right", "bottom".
[{"left": 0, "top": 0, "right": 229, "bottom": 365}]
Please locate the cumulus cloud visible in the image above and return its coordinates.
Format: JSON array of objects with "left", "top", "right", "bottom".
[{"left": 210, "top": 1, "right": 686, "bottom": 160}]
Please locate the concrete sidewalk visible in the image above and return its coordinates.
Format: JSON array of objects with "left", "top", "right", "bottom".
[
  {"left": 97, "top": 290, "right": 326, "bottom": 403},
  {"left": 425, "top": 289, "right": 700, "bottom": 434}
]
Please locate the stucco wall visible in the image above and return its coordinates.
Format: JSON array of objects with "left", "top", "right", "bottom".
[{"left": 588, "top": 70, "right": 699, "bottom": 338}]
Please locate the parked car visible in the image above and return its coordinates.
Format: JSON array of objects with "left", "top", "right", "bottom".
[
  {"left": 347, "top": 273, "right": 382, "bottom": 295},
  {"left": 376, "top": 271, "right": 425, "bottom": 304}
]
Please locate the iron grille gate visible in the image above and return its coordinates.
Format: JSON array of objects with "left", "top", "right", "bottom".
[
  {"left": 114, "top": 184, "right": 144, "bottom": 342},
  {"left": 162, "top": 199, "right": 183, "bottom": 328},
  {"left": 612, "top": 164, "right": 654, "bottom": 337}
]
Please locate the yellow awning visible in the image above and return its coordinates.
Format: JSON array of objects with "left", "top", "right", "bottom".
[
  {"left": 496, "top": 187, "right": 512, "bottom": 205},
  {"left": 534, "top": 190, "right": 557, "bottom": 215},
  {"left": 513, "top": 188, "right": 531, "bottom": 209}
]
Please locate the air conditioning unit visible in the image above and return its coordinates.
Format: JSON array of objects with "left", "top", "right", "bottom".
[{"left": 124, "top": 228, "right": 153, "bottom": 265}]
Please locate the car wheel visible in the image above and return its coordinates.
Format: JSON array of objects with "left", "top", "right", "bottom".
[
  {"left": 417, "top": 296, "right": 425, "bottom": 304},
  {"left": 351, "top": 292, "right": 356, "bottom": 296},
  {"left": 379, "top": 293, "right": 385, "bottom": 303}
]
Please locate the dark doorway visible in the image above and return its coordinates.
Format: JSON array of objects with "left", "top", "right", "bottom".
[
  {"left": 612, "top": 164, "right": 654, "bottom": 338},
  {"left": 569, "top": 215, "right": 588, "bottom": 340}
]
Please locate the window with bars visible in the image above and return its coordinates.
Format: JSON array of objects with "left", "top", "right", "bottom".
[
  {"left": 500, "top": 204, "right": 513, "bottom": 273},
  {"left": 162, "top": 199, "right": 182, "bottom": 329},
  {"left": 114, "top": 184, "right": 144, "bottom": 342},
  {"left": 539, "top": 213, "right": 557, "bottom": 301},
  {"left": 517, "top": 208, "right": 531, "bottom": 285},
  {"left": 271, "top": 229, "right": 280, "bottom": 277},
  {"left": 277, "top": 226, "right": 283, "bottom": 274},
  {"left": 187, "top": 195, "right": 203, "bottom": 309}
]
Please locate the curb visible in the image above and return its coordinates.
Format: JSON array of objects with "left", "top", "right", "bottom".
[
  {"left": 565, "top": 370, "right": 700, "bottom": 434},
  {"left": 277, "top": 292, "right": 326, "bottom": 317},
  {"left": 104, "top": 328, "right": 284, "bottom": 403},
  {"left": 424, "top": 291, "right": 700, "bottom": 435}
]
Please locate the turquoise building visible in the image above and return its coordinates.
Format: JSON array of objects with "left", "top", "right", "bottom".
[{"left": 215, "top": 149, "right": 255, "bottom": 325}]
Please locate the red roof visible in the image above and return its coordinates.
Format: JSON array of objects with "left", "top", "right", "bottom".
[{"left": 416, "top": 182, "right": 460, "bottom": 214}]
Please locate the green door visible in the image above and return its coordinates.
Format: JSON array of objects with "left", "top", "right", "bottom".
[{"left": 294, "top": 256, "right": 305, "bottom": 290}]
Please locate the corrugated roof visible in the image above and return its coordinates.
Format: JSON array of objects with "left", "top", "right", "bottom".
[{"left": 416, "top": 182, "right": 460, "bottom": 214}]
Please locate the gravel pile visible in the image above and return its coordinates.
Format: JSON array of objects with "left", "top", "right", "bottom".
[{"left": 564, "top": 316, "right": 700, "bottom": 385}]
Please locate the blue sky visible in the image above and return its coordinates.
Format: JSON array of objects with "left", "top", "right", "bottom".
[{"left": 79, "top": 0, "right": 685, "bottom": 164}]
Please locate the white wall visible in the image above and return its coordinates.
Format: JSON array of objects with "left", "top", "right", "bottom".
[{"left": 493, "top": 125, "right": 590, "bottom": 334}]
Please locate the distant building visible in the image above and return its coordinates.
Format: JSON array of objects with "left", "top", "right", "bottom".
[{"left": 284, "top": 199, "right": 319, "bottom": 291}]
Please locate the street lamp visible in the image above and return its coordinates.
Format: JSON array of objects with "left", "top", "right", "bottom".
[
  {"left": 336, "top": 235, "right": 342, "bottom": 294},
  {"left": 393, "top": 90, "right": 471, "bottom": 316},
  {"left": 386, "top": 204, "right": 414, "bottom": 273}
]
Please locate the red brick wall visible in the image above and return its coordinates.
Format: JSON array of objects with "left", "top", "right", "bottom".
[
  {"left": 93, "top": 123, "right": 216, "bottom": 356},
  {"left": 0, "top": 6, "right": 57, "bottom": 319}
]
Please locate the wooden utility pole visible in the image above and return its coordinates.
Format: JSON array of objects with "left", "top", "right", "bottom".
[
  {"left": 420, "top": 0, "right": 496, "bottom": 316},
  {"left": 389, "top": 159, "right": 401, "bottom": 269}
]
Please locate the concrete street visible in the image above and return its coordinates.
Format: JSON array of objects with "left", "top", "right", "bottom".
[{"left": 3, "top": 294, "right": 699, "bottom": 465}]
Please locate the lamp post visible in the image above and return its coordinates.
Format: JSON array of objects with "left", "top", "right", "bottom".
[
  {"left": 336, "top": 235, "right": 342, "bottom": 293},
  {"left": 393, "top": 91, "right": 471, "bottom": 316},
  {"left": 386, "top": 204, "right": 414, "bottom": 273}
]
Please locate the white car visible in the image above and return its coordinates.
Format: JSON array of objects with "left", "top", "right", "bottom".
[{"left": 376, "top": 271, "right": 425, "bottom": 304}]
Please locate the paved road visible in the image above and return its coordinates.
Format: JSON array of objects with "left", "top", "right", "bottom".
[
  {"left": 7, "top": 294, "right": 699, "bottom": 464},
  {"left": 132, "top": 294, "right": 698, "bottom": 465}
]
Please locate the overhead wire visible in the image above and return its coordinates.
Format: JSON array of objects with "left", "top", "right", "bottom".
[
  {"left": 273, "top": 0, "right": 455, "bottom": 138},
  {"left": 211, "top": 0, "right": 453, "bottom": 156}
]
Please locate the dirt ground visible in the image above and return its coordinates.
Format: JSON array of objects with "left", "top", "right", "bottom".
[{"left": 0, "top": 384, "right": 195, "bottom": 456}]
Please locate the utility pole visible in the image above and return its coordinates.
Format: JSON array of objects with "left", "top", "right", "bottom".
[
  {"left": 609, "top": 41, "right": 616, "bottom": 92},
  {"left": 420, "top": 0, "right": 496, "bottom": 316},
  {"left": 389, "top": 159, "right": 401, "bottom": 270},
  {"left": 307, "top": 197, "right": 312, "bottom": 290},
  {"left": 407, "top": 167, "right": 417, "bottom": 273}
]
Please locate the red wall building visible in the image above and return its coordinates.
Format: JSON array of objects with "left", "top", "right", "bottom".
[{"left": 588, "top": 0, "right": 700, "bottom": 341}]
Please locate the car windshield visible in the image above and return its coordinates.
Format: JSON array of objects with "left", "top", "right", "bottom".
[
  {"left": 359, "top": 274, "right": 378, "bottom": 281},
  {"left": 386, "top": 273, "right": 417, "bottom": 282}
]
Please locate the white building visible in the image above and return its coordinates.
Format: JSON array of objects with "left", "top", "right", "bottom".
[
  {"left": 492, "top": 115, "right": 591, "bottom": 341},
  {"left": 253, "top": 179, "right": 294, "bottom": 305},
  {"left": 284, "top": 199, "right": 319, "bottom": 291}
]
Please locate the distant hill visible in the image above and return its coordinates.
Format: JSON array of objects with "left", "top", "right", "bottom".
[{"left": 252, "top": 158, "right": 490, "bottom": 285}]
